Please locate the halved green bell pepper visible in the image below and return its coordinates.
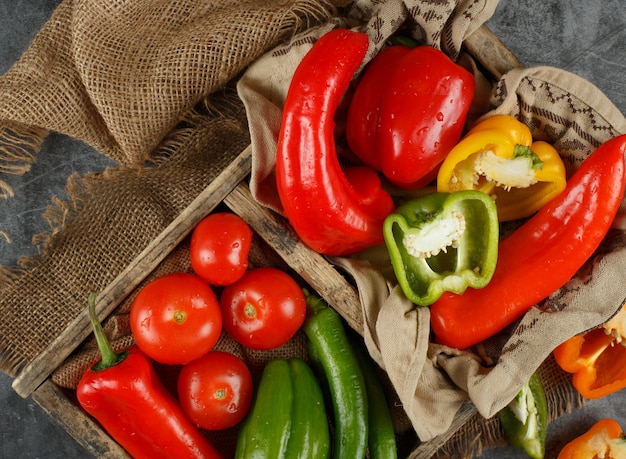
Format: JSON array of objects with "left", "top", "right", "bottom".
[
  {"left": 498, "top": 371, "right": 548, "bottom": 459},
  {"left": 383, "top": 190, "right": 499, "bottom": 306}
]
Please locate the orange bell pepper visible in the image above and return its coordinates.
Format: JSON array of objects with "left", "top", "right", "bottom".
[
  {"left": 554, "top": 305, "right": 626, "bottom": 399},
  {"left": 558, "top": 418, "right": 626, "bottom": 459}
]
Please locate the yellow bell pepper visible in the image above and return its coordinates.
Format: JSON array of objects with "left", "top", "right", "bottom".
[{"left": 437, "top": 115, "right": 567, "bottom": 221}]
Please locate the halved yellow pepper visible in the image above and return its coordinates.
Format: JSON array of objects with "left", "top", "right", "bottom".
[{"left": 437, "top": 115, "right": 567, "bottom": 221}]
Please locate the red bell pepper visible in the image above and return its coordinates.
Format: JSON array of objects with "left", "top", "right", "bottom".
[
  {"left": 346, "top": 37, "right": 475, "bottom": 189},
  {"left": 430, "top": 134, "right": 626, "bottom": 349},
  {"left": 276, "top": 28, "right": 394, "bottom": 256},
  {"left": 557, "top": 418, "right": 626, "bottom": 458},
  {"left": 77, "top": 294, "right": 223, "bottom": 459},
  {"left": 554, "top": 305, "right": 626, "bottom": 399}
]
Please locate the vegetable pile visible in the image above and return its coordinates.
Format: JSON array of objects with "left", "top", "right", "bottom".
[
  {"left": 275, "top": 27, "right": 625, "bottom": 349},
  {"left": 271, "top": 27, "right": 626, "bottom": 458},
  {"left": 77, "top": 211, "right": 397, "bottom": 458},
  {"left": 76, "top": 25, "right": 626, "bottom": 458}
]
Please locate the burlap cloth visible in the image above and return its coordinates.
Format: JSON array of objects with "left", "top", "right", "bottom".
[{"left": 1, "top": 0, "right": 626, "bottom": 457}]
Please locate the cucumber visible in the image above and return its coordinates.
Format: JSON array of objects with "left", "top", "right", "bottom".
[
  {"left": 235, "top": 357, "right": 331, "bottom": 458},
  {"left": 286, "top": 358, "right": 331, "bottom": 459},
  {"left": 235, "top": 359, "right": 293, "bottom": 459}
]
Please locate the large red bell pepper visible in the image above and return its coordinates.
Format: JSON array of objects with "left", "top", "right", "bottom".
[
  {"left": 77, "top": 294, "right": 222, "bottom": 459},
  {"left": 276, "top": 28, "right": 394, "bottom": 256},
  {"left": 430, "top": 134, "right": 626, "bottom": 349},
  {"left": 346, "top": 38, "right": 475, "bottom": 189}
]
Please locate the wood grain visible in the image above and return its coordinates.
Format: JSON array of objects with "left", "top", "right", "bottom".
[
  {"left": 12, "top": 146, "right": 252, "bottom": 398},
  {"left": 21, "top": 22, "right": 525, "bottom": 459},
  {"left": 223, "top": 182, "right": 364, "bottom": 334},
  {"left": 32, "top": 380, "right": 130, "bottom": 458}
]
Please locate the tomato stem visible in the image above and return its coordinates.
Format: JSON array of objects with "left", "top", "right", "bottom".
[
  {"left": 173, "top": 309, "right": 187, "bottom": 324},
  {"left": 244, "top": 303, "right": 257, "bottom": 318}
]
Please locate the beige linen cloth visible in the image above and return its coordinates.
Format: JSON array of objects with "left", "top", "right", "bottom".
[{"left": 238, "top": 0, "right": 626, "bottom": 442}]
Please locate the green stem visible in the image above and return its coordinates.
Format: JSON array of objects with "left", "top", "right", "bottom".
[
  {"left": 88, "top": 292, "right": 126, "bottom": 371},
  {"left": 386, "top": 35, "right": 420, "bottom": 49},
  {"left": 302, "top": 288, "right": 327, "bottom": 315}
]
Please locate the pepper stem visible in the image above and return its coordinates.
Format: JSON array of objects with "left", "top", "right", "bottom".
[
  {"left": 87, "top": 292, "right": 126, "bottom": 371},
  {"left": 386, "top": 35, "right": 419, "bottom": 49},
  {"left": 303, "top": 288, "right": 327, "bottom": 315}
]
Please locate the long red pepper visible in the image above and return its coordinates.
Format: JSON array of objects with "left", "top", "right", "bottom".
[
  {"left": 76, "top": 293, "right": 223, "bottom": 459},
  {"left": 430, "top": 134, "right": 626, "bottom": 349},
  {"left": 275, "top": 28, "right": 395, "bottom": 256}
]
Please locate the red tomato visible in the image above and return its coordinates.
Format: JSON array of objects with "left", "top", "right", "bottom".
[
  {"left": 178, "top": 351, "right": 253, "bottom": 431},
  {"left": 219, "top": 267, "right": 306, "bottom": 350},
  {"left": 130, "top": 273, "right": 222, "bottom": 365},
  {"left": 189, "top": 212, "right": 253, "bottom": 286}
]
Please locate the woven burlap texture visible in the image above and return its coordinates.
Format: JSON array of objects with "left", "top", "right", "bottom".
[
  {"left": 0, "top": 0, "right": 341, "bottom": 375},
  {"left": 2, "top": 0, "right": 625, "bottom": 457},
  {"left": 237, "top": 0, "right": 626, "bottom": 446},
  {"left": 0, "top": 0, "right": 340, "bottom": 182}
]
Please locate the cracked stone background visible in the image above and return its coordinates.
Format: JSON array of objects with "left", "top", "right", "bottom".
[{"left": 1, "top": 0, "right": 624, "bottom": 457}]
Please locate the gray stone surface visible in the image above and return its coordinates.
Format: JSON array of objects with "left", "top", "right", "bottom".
[{"left": 0, "top": 0, "right": 624, "bottom": 457}]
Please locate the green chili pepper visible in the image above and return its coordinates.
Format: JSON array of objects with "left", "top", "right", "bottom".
[
  {"left": 351, "top": 335, "right": 397, "bottom": 459},
  {"left": 498, "top": 371, "right": 548, "bottom": 459},
  {"left": 286, "top": 358, "right": 331, "bottom": 459},
  {"left": 303, "top": 290, "right": 368, "bottom": 459},
  {"left": 383, "top": 190, "right": 499, "bottom": 306}
]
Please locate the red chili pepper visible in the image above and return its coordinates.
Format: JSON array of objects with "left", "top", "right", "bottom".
[
  {"left": 275, "top": 28, "right": 395, "bottom": 256},
  {"left": 346, "top": 37, "right": 475, "bottom": 189},
  {"left": 77, "top": 294, "right": 223, "bottom": 459},
  {"left": 430, "top": 134, "right": 626, "bottom": 349}
]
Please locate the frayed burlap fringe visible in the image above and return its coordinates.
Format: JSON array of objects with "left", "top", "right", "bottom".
[
  {"left": 0, "top": 87, "right": 251, "bottom": 376},
  {"left": 0, "top": 0, "right": 341, "bottom": 283},
  {"left": 0, "top": 0, "right": 341, "bottom": 300},
  {"left": 0, "top": 123, "right": 49, "bottom": 198}
]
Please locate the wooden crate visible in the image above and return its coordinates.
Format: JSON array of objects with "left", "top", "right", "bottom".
[{"left": 11, "top": 24, "right": 523, "bottom": 459}]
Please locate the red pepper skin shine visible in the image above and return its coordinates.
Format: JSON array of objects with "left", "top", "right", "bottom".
[
  {"left": 77, "top": 346, "right": 223, "bottom": 459},
  {"left": 77, "top": 294, "right": 222, "bottom": 459},
  {"left": 276, "top": 28, "right": 395, "bottom": 256},
  {"left": 346, "top": 42, "right": 475, "bottom": 189},
  {"left": 430, "top": 134, "right": 626, "bottom": 350}
]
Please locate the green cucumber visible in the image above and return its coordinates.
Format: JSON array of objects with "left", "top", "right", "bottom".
[
  {"left": 235, "top": 359, "right": 293, "bottom": 459},
  {"left": 235, "top": 357, "right": 331, "bottom": 458},
  {"left": 303, "top": 290, "right": 368, "bottom": 459},
  {"left": 286, "top": 358, "right": 331, "bottom": 459}
]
